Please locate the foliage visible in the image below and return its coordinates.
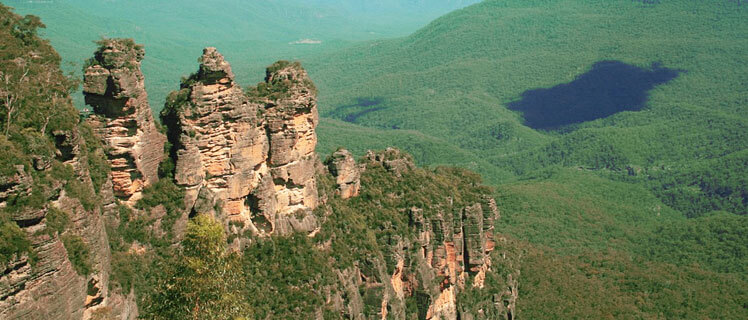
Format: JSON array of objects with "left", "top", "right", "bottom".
[
  {"left": 135, "top": 178, "right": 185, "bottom": 234},
  {"left": 79, "top": 123, "right": 110, "bottom": 193},
  {"left": 0, "top": 5, "right": 105, "bottom": 274},
  {"left": 0, "top": 214, "right": 32, "bottom": 265},
  {"left": 307, "top": 0, "right": 747, "bottom": 217},
  {"left": 61, "top": 234, "right": 92, "bottom": 275},
  {"left": 517, "top": 243, "right": 748, "bottom": 319},
  {"left": 641, "top": 212, "right": 748, "bottom": 274},
  {"left": 63, "top": 176, "right": 96, "bottom": 211},
  {"left": 44, "top": 207, "right": 70, "bottom": 236},
  {"left": 495, "top": 168, "right": 748, "bottom": 316},
  {"left": 104, "top": 203, "right": 159, "bottom": 299},
  {"left": 241, "top": 235, "right": 334, "bottom": 319},
  {"left": 643, "top": 149, "right": 748, "bottom": 216},
  {"left": 141, "top": 214, "right": 251, "bottom": 320},
  {"left": 84, "top": 37, "right": 144, "bottom": 71},
  {"left": 4, "top": 1, "right": 747, "bottom": 318},
  {"left": 247, "top": 60, "right": 317, "bottom": 101}
]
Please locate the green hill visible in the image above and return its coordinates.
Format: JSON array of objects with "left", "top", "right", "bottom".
[
  {"left": 10, "top": 0, "right": 480, "bottom": 112},
  {"left": 308, "top": 0, "right": 747, "bottom": 215},
  {"left": 3, "top": 0, "right": 746, "bottom": 317},
  {"left": 304, "top": 1, "right": 748, "bottom": 316}
]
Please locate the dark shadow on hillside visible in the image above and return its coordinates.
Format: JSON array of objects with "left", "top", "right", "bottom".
[
  {"left": 331, "top": 97, "right": 385, "bottom": 123},
  {"left": 507, "top": 61, "right": 682, "bottom": 130}
]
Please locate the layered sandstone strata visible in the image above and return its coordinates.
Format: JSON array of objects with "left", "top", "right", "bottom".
[
  {"left": 327, "top": 149, "right": 516, "bottom": 320},
  {"left": 1, "top": 129, "right": 136, "bottom": 320},
  {"left": 162, "top": 48, "right": 319, "bottom": 236},
  {"left": 262, "top": 60, "right": 320, "bottom": 233},
  {"left": 83, "top": 39, "right": 166, "bottom": 204},
  {"left": 326, "top": 148, "right": 361, "bottom": 199}
]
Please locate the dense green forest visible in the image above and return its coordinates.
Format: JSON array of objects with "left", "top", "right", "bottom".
[
  {"left": 308, "top": 0, "right": 747, "bottom": 317},
  {"left": 10, "top": 0, "right": 479, "bottom": 111},
  {"left": 3, "top": 0, "right": 747, "bottom": 318}
]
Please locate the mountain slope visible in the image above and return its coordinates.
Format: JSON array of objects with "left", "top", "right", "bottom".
[
  {"left": 308, "top": 0, "right": 748, "bottom": 215},
  {"left": 305, "top": 1, "right": 748, "bottom": 317},
  {"left": 10, "top": 0, "right": 481, "bottom": 112}
]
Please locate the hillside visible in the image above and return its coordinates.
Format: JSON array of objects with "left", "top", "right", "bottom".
[
  {"left": 10, "top": 0, "right": 481, "bottom": 112},
  {"left": 0, "top": 15, "right": 520, "bottom": 317},
  {"left": 309, "top": 0, "right": 747, "bottom": 214},
  {"left": 1, "top": 1, "right": 746, "bottom": 318},
  {"left": 306, "top": 0, "right": 748, "bottom": 317}
]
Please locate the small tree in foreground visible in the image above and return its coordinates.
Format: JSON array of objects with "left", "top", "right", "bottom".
[{"left": 142, "top": 214, "right": 251, "bottom": 320}]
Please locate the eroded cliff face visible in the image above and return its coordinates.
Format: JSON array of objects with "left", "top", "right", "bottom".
[
  {"left": 320, "top": 149, "right": 518, "bottom": 320},
  {"left": 262, "top": 61, "right": 320, "bottom": 234},
  {"left": 162, "top": 48, "right": 319, "bottom": 238},
  {"left": 0, "top": 130, "right": 136, "bottom": 320},
  {"left": 1, "top": 29, "right": 519, "bottom": 318},
  {"left": 83, "top": 39, "right": 166, "bottom": 205}
]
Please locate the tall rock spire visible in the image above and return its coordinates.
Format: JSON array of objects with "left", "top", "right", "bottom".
[
  {"left": 162, "top": 47, "right": 268, "bottom": 231},
  {"left": 162, "top": 48, "right": 319, "bottom": 238},
  {"left": 83, "top": 38, "right": 166, "bottom": 204},
  {"left": 261, "top": 61, "right": 320, "bottom": 234}
]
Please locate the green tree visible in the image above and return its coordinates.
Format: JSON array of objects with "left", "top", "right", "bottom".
[{"left": 142, "top": 214, "right": 251, "bottom": 320}]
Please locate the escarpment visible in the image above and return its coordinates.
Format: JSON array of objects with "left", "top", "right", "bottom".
[
  {"left": 317, "top": 149, "right": 517, "bottom": 320},
  {"left": 0, "top": 123, "right": 134, "bottom": 320},
  {"left": 83, "top": 39, "right": 166, "bottom": 204},
  {"left": 161, "top": 48, "right": 319, "bottom": 237},
  {"left": 0, "top": 13, "right": 137, "bottom": 318},
  {"left": 1, "top": 15, "right": 520, "bottom": 317}
]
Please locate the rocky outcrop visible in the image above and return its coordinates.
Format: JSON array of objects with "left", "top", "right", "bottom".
[
  {"left": 326, "top": 148, "right": 361, "bottom": 199},
  {"left": 262, "top": 60, "right": 320, "bottom": 234},
  {"left": 316, "top": 149, "right": 515, "bottom": 320},
  {"left": 0, "top": 165, "right": 31, "bottom": 206},
  {"left": 1, "top": 229, "right": 87, "bottom": 319},
  {"left": 405, "top": 198, "right": 501, "bottom": 320},
  {"left": 0, "top": 129, "right": 135, "bottom": 320},
  {"left": 83, "top": 39, "right": 166, "bottom": 204},
  {"left": 365, "top": 147, "right": 416, "bottom": 177},
  {"left": 162, "top": 48, "right": 319, "bottom": 237},
  {"left": 162, "top": 47, "right": 269, "bottom": 232}
]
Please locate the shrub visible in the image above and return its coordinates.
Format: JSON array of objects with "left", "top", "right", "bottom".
[
  {"left": 0, "top": 215, "right": 32, "bottom": 265},
  {"left": 61, "top": 234, "right": 92, "bottom": 275}
]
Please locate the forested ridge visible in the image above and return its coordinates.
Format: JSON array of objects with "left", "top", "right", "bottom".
[{"left": 1, "top": 0, "right": 746, "bottom": 319}]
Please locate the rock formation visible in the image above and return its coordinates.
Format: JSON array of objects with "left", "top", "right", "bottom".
[
  {"left": 261, "top": 60, "right": 320, "bottom": 234},
  {"left": 319, "top": 149, "right": 517, "bottom": 320},
  {"left": 365, "top": 147, "right": 416, "bottom": 177},
  {"left": 1, "top": 129, "right": 136, "bottom": 320},
  {"left": 326, "top": 148, "right": 361, "bottom": 199},
  {"left": 162, "top": 48, "right": 319, "bottom": 237},
  {"left": 83, "top": 39, "right": 166, "bottom": 204},
  {"left": 1, "top": 26, "right": 519, "bottom": 318}
]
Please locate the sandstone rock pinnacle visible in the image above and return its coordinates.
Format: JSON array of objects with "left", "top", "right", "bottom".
[
  {"left": 83, "top": 38, "right": 166, "bottom": 204},
  {"left": 326, "top": 148, "right": 361, "bottom": 199},
  {"left": 162, "top": 48, "right": 319, "bottom": 238}
]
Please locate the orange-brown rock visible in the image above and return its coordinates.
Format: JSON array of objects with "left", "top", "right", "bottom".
[
  {"left": 1, "top": 130, "right": 136, "bottom": 320},
  {"left": 83, "top": 39, "right": 165, "bottom": 204},
  {"left": 404, "top": 185, "right": 504, "bottom": 319},
  {"left": 262, "top": 60, "right": 320, "bottom": 234},
  {"left": 326, "top": 148, "right": 361, "bottom": 199},
  {"left": 163, "top": 47, "right": 270, "bottom": 236},
  {"left": 162, "top": 48, "right": 319, "bottom": 237}
]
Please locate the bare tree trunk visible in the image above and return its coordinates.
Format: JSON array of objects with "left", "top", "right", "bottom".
[
  {"left": 3, "top": 95, "right": 15, "bottom": 137},
  {"left": 41, "top": 92, "right": 58, "bottom": 134},
  {"left": 4, "top": 107, "right": 13, "bottom": 136},
  {"left": 1, "top": 67, "right": 29, "bottom": 136}
]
